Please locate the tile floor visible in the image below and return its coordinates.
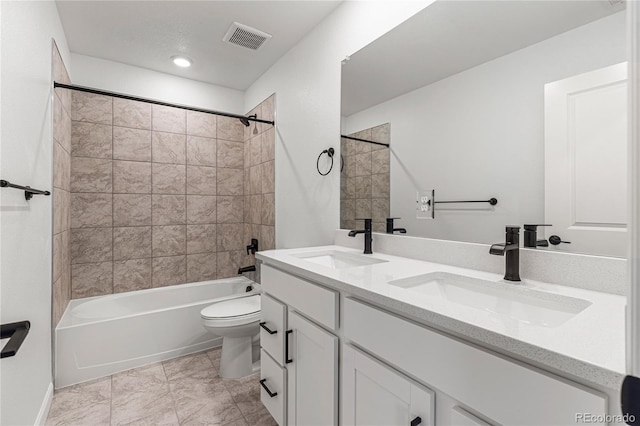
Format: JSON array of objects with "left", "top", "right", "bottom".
[{"left": 46, "top": 348, "right": 277, "bottom": 426}]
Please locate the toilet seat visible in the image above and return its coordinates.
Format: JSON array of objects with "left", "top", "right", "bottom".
[{"left": 201, "top": 295, "right": 261, "bottom": 328}]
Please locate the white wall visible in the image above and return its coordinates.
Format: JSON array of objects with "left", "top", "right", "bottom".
[
  {"left": 71, "top": 54, "right": 244, "bottom": 114},
  {"left": 244, "top": 1, "right": 433, "bottom": 249},
  {"left": 343, "top": 11, "right": 626, "bottom": 245},
  {"left": 0, "top": 1, "right": 70, "bottom": 424}
]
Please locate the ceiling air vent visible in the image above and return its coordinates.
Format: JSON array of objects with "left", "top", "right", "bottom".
[{"left": 223, "top": 22, "right": 272, "bottom": 51}]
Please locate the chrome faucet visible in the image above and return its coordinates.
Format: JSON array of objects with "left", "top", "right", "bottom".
[
  {"left": 489, "top": 226, "right": 521, "bottom": 281},
  {"left": 348, "top": 218, "right": 373, "bottom": 254}
]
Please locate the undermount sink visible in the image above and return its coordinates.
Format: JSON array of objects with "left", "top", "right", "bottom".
[
  {"left": 388, "top": 272, "right": 591, "bottom": 327},
  {"left": 292, "top": 250, "right": 387, "bottom": 269}
]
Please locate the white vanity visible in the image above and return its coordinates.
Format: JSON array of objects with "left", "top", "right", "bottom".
[{"left": 256, "top": 232, "right": 626, "bottom": 426}]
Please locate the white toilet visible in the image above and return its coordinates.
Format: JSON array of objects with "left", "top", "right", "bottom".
[{"left": 201, "top": 294, "right": 261, "bottom": 378}]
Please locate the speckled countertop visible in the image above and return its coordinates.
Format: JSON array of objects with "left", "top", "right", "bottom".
[{"left": 256, "top": 245, "right": 626, "bottom": 390}]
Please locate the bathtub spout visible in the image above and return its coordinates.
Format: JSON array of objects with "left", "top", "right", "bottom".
[{"left": 238, "top": 265, "right": 256, "bottom": 274}]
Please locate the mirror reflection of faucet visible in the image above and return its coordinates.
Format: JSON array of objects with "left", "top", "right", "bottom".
[
  {"left": 386, "top": 218, "right": 407, "bottom": 234},
  {"left": 523, "top": 224, "right": 551, "bottom": 248}
]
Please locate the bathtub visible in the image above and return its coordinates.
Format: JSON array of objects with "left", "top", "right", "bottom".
[{"left": 55, "top": 276, "right": 260, "bottom": 388}]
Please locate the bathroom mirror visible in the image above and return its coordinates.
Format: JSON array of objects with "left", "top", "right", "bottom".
[{"left": 340, "top": 0, "right": 628, "bottom": 257}]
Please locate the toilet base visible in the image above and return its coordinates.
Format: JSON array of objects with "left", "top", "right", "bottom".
[{"left": 219, "top": 335, "right": 260, "bottom": 379}]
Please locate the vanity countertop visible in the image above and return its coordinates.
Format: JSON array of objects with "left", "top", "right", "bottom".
[{"left": 256, "top": 245, "right": 626, "bottom": 390}]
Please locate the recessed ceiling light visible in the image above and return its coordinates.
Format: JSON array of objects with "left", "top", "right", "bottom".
[{"left": 172, "top": 56, "right": 192, "bottom": 68}]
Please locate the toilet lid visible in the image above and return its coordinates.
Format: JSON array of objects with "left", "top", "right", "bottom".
[{"left": 201, "top": 295, "right": 261, "bottom": 319}]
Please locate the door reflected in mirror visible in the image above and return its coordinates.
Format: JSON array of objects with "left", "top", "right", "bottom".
[{"left": 340, "top": 0, "right": 627, "bottom": 257}]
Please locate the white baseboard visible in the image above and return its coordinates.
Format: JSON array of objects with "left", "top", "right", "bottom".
[{"left": 34, "top": 382, "right": 53, "bottom": 426}]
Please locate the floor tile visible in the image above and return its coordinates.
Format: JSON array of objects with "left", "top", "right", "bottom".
[
  {"left": 206, "top": 348, "right": 222, "bottom": 373},
  {"left": 163, "top": 352, "right": 216, "bottom": 383},
  {"left": 243, "top": 406, "right": 278, "bottom": 426},
  {"left": 170, "top": 379, "right": 244, "bottom": 425},
  {"left": 46, "top": 377, "right": 111, "bottom": 426},
  {"left": 223, "top": 373, "right": 263, "bottom": 417}
]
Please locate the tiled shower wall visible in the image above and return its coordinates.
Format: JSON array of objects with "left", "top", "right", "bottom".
[
  {"left": 52, "top": 42, "right": 72, "bottom": 324},
  {"left": 68, "top": 92, "right": 275, "bottom": 298},
  {"left": 243, "top": 95, "right": 275, "bottom": 263},
  {"left": 340, "top": 123, "right": 390, "bottom": 233}
]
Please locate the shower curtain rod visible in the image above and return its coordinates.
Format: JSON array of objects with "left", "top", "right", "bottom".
[
  {"left": 340, "top": 134, "right": 389, "bottom": 147},
  {"left": 53, "top": 82, "right": 275, "bottom": 126}
]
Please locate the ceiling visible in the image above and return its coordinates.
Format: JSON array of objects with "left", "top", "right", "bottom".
[
  {"left": 56, "top": 1, "right": 343, "bottom": 90},
  {"left": 342, "top": 0, "right": 625, "bottom": 116}
]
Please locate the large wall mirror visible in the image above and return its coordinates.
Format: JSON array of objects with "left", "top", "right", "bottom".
[{"left": 340, "top": 0, "right": 627, "bottom": 257}]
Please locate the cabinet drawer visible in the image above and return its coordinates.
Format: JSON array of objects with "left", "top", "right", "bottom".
[
  {"left": 344, "top": 298, "right": 607, "bottom": 426},
  {"left": 261, "top": 294, "right": 286, "bottom": 364},
  {"left": 260, "top": 349, "right": 286, "bottom": 426},
  {"left": 262, "top": 265, "right": 339, "bottom": 330}
]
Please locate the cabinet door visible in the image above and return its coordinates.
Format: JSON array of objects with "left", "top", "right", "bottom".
[
  {"left": 342, "top": 344, "right": 435, "bottom": 426},
  {"left": 287, "top": 311, "right": 338, "bottom": 425}
]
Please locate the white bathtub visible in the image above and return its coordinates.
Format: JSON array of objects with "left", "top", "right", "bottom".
[{"left": 55, "top": 276, "right": 259, "bottom": 388}]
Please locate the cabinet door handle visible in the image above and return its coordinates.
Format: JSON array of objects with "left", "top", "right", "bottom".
[
  {"left": 259, "top": 322, "right": 277, "bottom": 335},
  {"left": 410, "top": 416, "right": 422, "bottom": 426},
  {"left": 285, "top": 329, "right": 293, "bottom": 364},
  {"left": 259, "top": 379, "right": 278, "bottom": 398}
]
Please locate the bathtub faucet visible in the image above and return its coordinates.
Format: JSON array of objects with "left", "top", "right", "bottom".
[{"left": 238, "top": 265, "right": 256, "bottom": 275}]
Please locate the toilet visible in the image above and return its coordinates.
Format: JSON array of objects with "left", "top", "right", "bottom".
[{"left": 201, "top": 294, "right": 261, "bottom": 378}]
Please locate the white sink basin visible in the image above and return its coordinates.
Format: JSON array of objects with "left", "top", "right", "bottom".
[
  {"left": 388, "top": 272, "right": 591, "bottom": 327},
  {"left": 292, "top": 250, "right": 387, "bottom": 269}
]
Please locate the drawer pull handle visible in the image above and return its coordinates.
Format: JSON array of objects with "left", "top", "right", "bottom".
[
  {"left": 285, "top": 329, "right": 293, "bottom": 364},
  {"left": 259, "top": 322, "right": 277, "bottom": 335},
  {"left": 410, "top": 416, "right": 422, "bottom": 426},
  {"left": 259, "top": 379, "right": 278, "bottom": 398}
]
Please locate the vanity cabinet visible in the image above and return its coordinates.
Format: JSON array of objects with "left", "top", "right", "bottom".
[
  {"left": 343, "top": 344, "right": 435, "bottom": 426},
  {"left": 260, "top": 265, "right": 339, "bottom": 425}
]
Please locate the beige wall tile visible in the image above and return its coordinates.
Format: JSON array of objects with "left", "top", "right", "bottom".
[
  {"left": 250, "top": 134, "right": 261, "bottom": 167},
  {"left": 217, "top": 116, "right": 244, "bottom": 142},
  {"left": 243, "top": 196, "right": 251, "bottom": 223},
  {"left": 342, "top": 138, "right": 356, "bottom": 157},
  {"left": 71, "top": 122, "right": 112, "bottom": 158},
  {"left": 355, "top": 199, "right": 372, "bottom": 219},
  {"left": 152, "top": 132, "right": 186, "bottom": 164},
  {"left": 243, "top": 142, "right": 251, "bottom": 170},
  {"left": 53, "top": 141, "right": 71, "bottom": 191},
  {"left": 114, "top": 258, "right": 152, "bottom": 293},
  {"left": 217, "top": 140, "right": 244, "bottom": 168},
  {"left": 216, "top": 250, "right": 244, "bottom": 279},
  {"left": 187, "top": 253, "right": 217, "bottom": 282},
  {"left": 53, "top": 231, "right": 67, "bottom": 281},
  {"left": 355, "top": 176, "right": 372, "bottom": 199},
  {"left": 261, "top": 128, "right": 275, "bottom": 163},
  {"left": 249, "top": 166, "right": 261, "bottom": 195},
  {"left": 373, "top": 222, "right": 386, "bottom": 233},
  {"left": 187, "top": 224, "right": 217, "bottom": 254},
  {"left": 371, "top": 123, "right": 390, "bottom": 146},
  {"left": 72, "top": 91, "right": 113, "bottom": 124},
  {"left": 152, "top": 255, "right": 186, "bottom": 287},
  {"left": 52, "top": 276, "right": 66, "bottom": 325},
  {"left": 52, "top": 42, "right": 71, "bottom": 85},
  {"left": 341, "top": 199, "right": 355, "bottom": 223},
  {"left": 371, "top": 149, "right": 389, "bottom": 174},
  {"left": 250, "top": 194, "right": 261, "bottom": 225},
  {"left": 187, "top": 195, "right": 216, "bottom": 224},
  {"left": 344, "top": 177, "right": 356, "bottom": 199},
  {"left": 53, "top": 189, "right": 70, "bottom": 234},
  {"left": 355, "top": 130, "right": 372, "bottom": 153},
  {"left": 217, "top": 196, "right": 243, "bottom": 223},
  {"left": 217, "top": 223, "right": 244, "bottom": 251},
  {"left": 261, "top": 161, "right": 275, "bottom": 193},
  {"left": 344, "top": 155, "right": 356, "bottom": 178},
  {"left": 71, "top": 193, "right": 113, "bottom": 228},
  {"left": 261, "top": 193, "right": 275, "bottom": 226},
  {"left": 355, "top": 152, "right": 372, "bottom": 176},
  {"left": 372, "top": 198, "right": 390, "bottom": 222},
  {"left": 217, "top": 168, "right": 243, "bottom": 196},
  {"left": 186, "top": 166, "right": 216, "bottom": 195},
  {"left": 113, "top": 226, "right": 152, "bottom": 260},
  {"left": 54, "top": 95, "right": 72, "bottom": 151},
  {"left": 71, "top": 228, "right": 112, "bottom": 264},
  {"left": 153, "top": 225, "right": 186, "bottom": 257},
  {"left": 113, "top": 127, "right": 151, "bottom": 162},
  {"left": 187, "top": 111, "right": 216, "bottom": 138},
  {"left": 71, "top": 157, "right": 112, "bottom": 193},
  {"left": 113, "top": 160, "right": 151, "bottom": 194},
  {"left": 186, "top": 136, "right": 216, "bottom": 166},
  {"left": 113, "top": 194, "right": 152, "bottom": 226},
  {"left": 261, "top": 225, "right": 275, "bottom": 250},
  {"left": 152, "top": 163, "right": 186, "bottom": 194},
  {"left": 71, "top": 262, "right": 113, "bottom": 298},
  {"left": 152, "top": 195, "right": 186, "bottom": 225},
  {"left": 114, "top": 99, "right": 151, "bottom": 130},
  {"left": 152, "top": 105, "right": 186, "bottom": 134},
  {"left": 371, "top": 173, "right": 390, "bottom": 198}
]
